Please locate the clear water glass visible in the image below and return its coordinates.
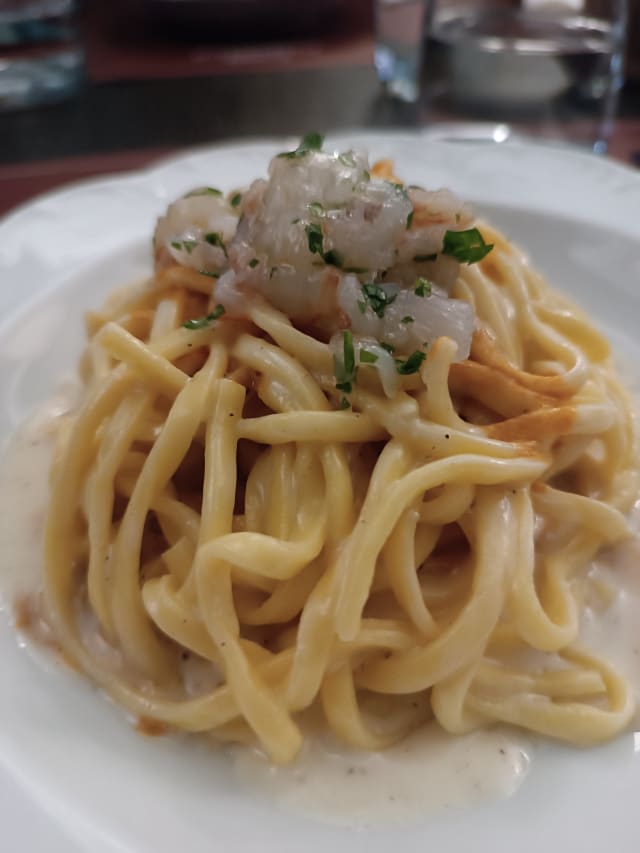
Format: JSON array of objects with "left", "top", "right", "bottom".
[
  {"left": 374, "top": 0, "right": 434, "bottom": 102},
  {"left": 0, "top": 0, "right": 84, "bottom": 111},
  {"left": 423, "top": 0, "right": 628, "bottom": 154}
]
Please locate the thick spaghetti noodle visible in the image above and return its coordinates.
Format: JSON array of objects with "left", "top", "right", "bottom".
[{"left": 42, "top": 140, "right": 639, "bottom": 764}]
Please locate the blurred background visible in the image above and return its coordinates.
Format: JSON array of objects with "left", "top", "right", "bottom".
[{"left": 0, "top": 0, "right": 638, "bottom": 216}]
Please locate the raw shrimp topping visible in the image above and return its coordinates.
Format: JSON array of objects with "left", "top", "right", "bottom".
[{"left": 154, "top": 134, "right": 494, "bottom": 398}]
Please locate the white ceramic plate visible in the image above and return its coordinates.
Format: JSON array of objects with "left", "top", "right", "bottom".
[{"left": 1, "top": 133, "right": 640, "bottom": 853}]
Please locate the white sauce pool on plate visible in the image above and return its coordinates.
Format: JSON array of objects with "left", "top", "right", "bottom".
[
  {"left": 0, "top": 380, "right": 78, "bottom": 608},
  {"left": 233, "top": 724, "right": 531, "bottom": 828},
  {"left": 579, "top": 501, "right": 640, "bottom": 726},
  {"left": 3, "top": 390, "right": 640, "bottom": 828}
]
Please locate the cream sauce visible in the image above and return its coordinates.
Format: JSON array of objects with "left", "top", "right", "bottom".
[
  {"left": 233, "top": 725, "right": 530, "bottom": 828},
  {"left": 0, "top": 380, "right": 78, "bottom": 609},
  {"left": 579, "top": 501, "right": 640, "bottom": 724},
  {"left": 3, "top": 390, "right": 640, "bottom": 827}
]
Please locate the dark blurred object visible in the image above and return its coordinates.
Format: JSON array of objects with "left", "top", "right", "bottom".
[
  {"left": 629, "top": 0, "right": 640, "bottom": 80},
  {"left": 115, "top": 0, "right": 362, "bottom": 42},
  {"left": 0, "top": 0, "right": 85, "bottom": 110},
  {"left": 87, "top": 0, "right": 372, "bottom": 83}
]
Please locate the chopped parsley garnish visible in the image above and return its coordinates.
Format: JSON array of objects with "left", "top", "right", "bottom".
[
  {"left": 414, "top": 277, "right": 432, "bottom": 297},
  {"left": 338, "top": 152, "right": 357, "bottom": 168},
  {"left": 386, "top": 181, "right": 410, "bottom": 202},
  {"left": 277, "top": 132, "right": 324, "bottom": 159},
  {"left": 362, "top": 170, "right": 371, "bottom": 182},
  {"left": 395, "top": 349, "right": 426, "bottom": 375},
  {"left": 413, "top": 253, "right": 438, "bottom": 262},
  {"left": 183, "top": 304, "right": 225, "bottom": 330},
  {"left": 442, "top": 227, "right": 493, "bottom": 264},
  {"left": 307, "top": 201, "right": 324, "bottom": 217},
  {"left": 171, "top": 239, "right": 198, "bottom": 254},
  {"left": 406, "top": 210, "right": 414, "bottom": 230},
  {"left": 334, "top": 330, "right": 356, "bottom": 393},
  {"left": 248, "top": 258, "right": 260, "bottom": 269},
  {"left": 360, "top": 282, "right": 397, "bottom": 318},
  {"left": 204, "top": 232, "right": 228, "bottom": 256},
  {"left": 339, "top": 396, "right": 351, "bottom": 410},
  {"left": 184, "top": 187, "right": 222, "bottom": 198},
  {"left": 401, "top": 315, "right": 414, "bottom": 324},
  {"left": 380, "top": 341, "right": 395, "bottom": 354},
  {"left": 230, "top": 192, "right": 243, "bottom": 207},
  {"left": 198, "top": 269, "right": 220, "bottom": 278},
  {"left": 359, "top": 349, "right": 378, "bottom": 364},
  {"left": 305, "top": 223, "right": 324, "bottom": 255},
  {"left": 304, "top": 223, "right": 344, "bottom": 268},
  {"left": 323, "top": 249, "right": 344, "bottom": 267}
]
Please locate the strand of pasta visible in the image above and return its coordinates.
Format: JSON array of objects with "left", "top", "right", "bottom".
[{"left": 356, "top": 488, "right": 516, "bottom": 693}]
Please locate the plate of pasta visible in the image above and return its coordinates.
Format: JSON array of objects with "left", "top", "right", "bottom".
[{"left": 0, "top": 132, "right": 639, "bottom": 853}]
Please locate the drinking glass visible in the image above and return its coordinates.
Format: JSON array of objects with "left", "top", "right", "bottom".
[
  {"left": 374, "top": 0, "right": 434, "bottom": 102},
  {"left": 0, "top": 0, "right": 84, "bottom": 111},
  {"left": 422, "top": 0, "right": 629, "bottom": 154}
]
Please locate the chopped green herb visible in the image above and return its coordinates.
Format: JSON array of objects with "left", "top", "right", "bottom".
[
  {"left": 401, "top": 315, "right": 414, "bottom": 324},
  {"left": 414, "top": 253, "right": 438, "bottom": 262},
  {"left": 334, "top": 330, "right": 356, "bottom": 393},
  {"left": 204, "top": 232, "right": 228, "bottom": 256},
  {"left": 386, "top": 181, "right": 410, "bottom": 202},
  {"left": 198, "top": 269, "right": 220, "bottom": 278},
  {"left": 414, "top": 277, "right": 432, "bottom": 297},
  {"left": 230, "top": 192, "right": 243, "bottom": 208},
  {"left": 305, "top": 223, "right": 345, "bottom": 268},
  {"left": 291, "top": 217, "right": 301, "bottom": 225},
  {"left": 396, "top": 349, "right": 426, "bottom": 375},
  {"left": 182, "top": 304, "right": 225, "bottom": 330},
  {"left": 248, "top": 258, "right": 260, "bottom": 269},
  {"left": 339, "top": 396, "right": 351, "bottom": 410},
  {"left": 277, "top": 132, "right": 324, "bottom": 159},
  {"left": 359, "top": 349, "right": 378, "bottom": 364},
  {"left": 305, "top": 223, "right": 324, "bottom": 255},
  {"left": 338, "top": 152, "right": 357, "bottom": 168},
  {"left": 360, "top": 282, "right": 397, "bottom": 318},
  {"left": 185, "top": 187, "right": 222, "bottom": 198},
  {"left": 171, "top": 239, "right": 198, "bottom": 254},
  {"left": 308, "top": 201, "right": 324, "bottom": 217},
  {"left": 406, "top": 210, "right": 414, "bottom": 230},
  {"left": 380, "top": 341, "right": 395, "bottom": 354},
  {"left": 343, "top": 330, "right": 355, "bottom": 376},
  {"left": 323, "top": 249, "right": 344, "bottom": 268},
  {"left": 357, "top": 299, "right": 366, "bottom": 315},
  {"left": 442, "top": 227, "right": 493, "bottom": 264}
]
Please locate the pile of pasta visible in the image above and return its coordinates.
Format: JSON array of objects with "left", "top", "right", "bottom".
[{"left": 44, "top": 221, "right": 639, "bottom": 763}]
